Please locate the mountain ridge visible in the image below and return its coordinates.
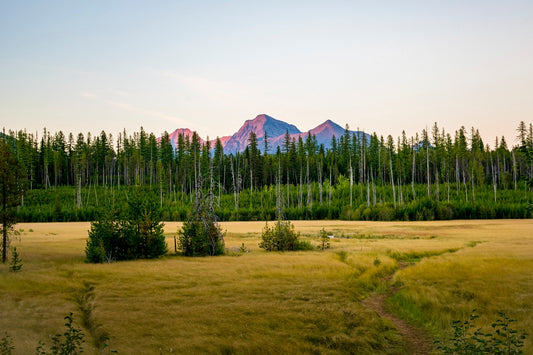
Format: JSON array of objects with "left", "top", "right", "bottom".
[{"left": 166, "top": 114, "right": 369, "bottom": 153}]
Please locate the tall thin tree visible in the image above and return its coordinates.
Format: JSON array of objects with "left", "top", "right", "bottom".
[{"left": 0, "top": 136, "right": 25, "bottom": 263}]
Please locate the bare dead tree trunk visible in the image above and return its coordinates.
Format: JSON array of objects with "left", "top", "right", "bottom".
[
  {"left": 398, "top": 176, "right": 404, "bottom": 205},
  {"left": 287, "top": 168, "right": 290, "bottom": 208},
  {"left": 317, "top": 158, "right": 323, "bottom": 205},
  {"left": 512, "top": 150, "right": 517, "bottom": 191},
  {"left": 491, "top": 153, "right": 497, "bottom": 203},
  {"left": 276, "top": 158, "right": 283, "bottom": 221},
  {"left": 250, "top": 168, "right": 253, "bottom": 209},
  {"left": 77, "top": 176, "right": 82, "bottom": 209},
  {"left": 426, "top": 143, "right": 430, "bottom": 197},
  {"left": 389, "top": 151, "right": 396, "bottom": 207},
  {"left": 456, "top": 155, "right": 460, "bottom": 193},
  {"left": 371, "top": 167, "right": 376, "bottom": 206},
  {"left": 471, "top": 165, "right": 475, "bottom": 203},
  {"left": 435, "top": 169, "right": 439, "bottom": 201},
  {"left": 298, "top": 165, "right": 303, "bottom": 209},
  {"left": 230, "top": 156, "right": 239, "bottom": 211},
  {"left": 328, "top": 170, "right": 332, "bottom": 206},
  {"left": 463, "top": 172, "right": 468, "bottom": 202},
  {"left": 411, "top": 150, "right": 416, "bottom": 200},
  {"left": 366, "top": 177, "right": 370, "bottom": 207},
  {"left": 306, "top": 156, "right": 312, "bottom": 210},
  {"left": 349, "top": 158, "right": 353, "bottom": 208}
]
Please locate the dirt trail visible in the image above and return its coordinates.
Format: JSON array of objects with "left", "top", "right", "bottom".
[{"left": 362, "top": 263, "right": 433, "bottom": 355}]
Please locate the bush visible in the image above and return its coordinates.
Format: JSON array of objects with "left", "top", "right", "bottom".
[
  {"left": 259, "top": 219, "right": 308, "bottom": 251},
  {"left": 178, "top": 189, "right": 225, "bottom": 257},
  {"left": 85, "top": 215, "right": 118, "bottom": 263},
  {"left": 178, "top": 220, "right": 225, "bottom": 256},
  {"left": 297, "top": 239, "right": 315, "bottom": 251},
  {"left": 85, "top": 189, "right": 167, "bottom": 263}
]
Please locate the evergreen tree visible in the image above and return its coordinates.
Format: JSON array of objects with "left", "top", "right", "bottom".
[
  {"left": 85, "top": 189, "right": 167, "bottom": 262},
  {"left": 9, "top": 246, "right": 22, "bottom": 272},
  {"left": 178, "top": 174, "right": 225, "bottom": 256},
  {"left": 0, "top": 136, "right": 25, "bottom": 263}
]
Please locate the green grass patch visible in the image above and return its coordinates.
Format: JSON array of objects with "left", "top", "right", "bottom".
[
  {"left": 387, "top": 248, "right": 460, "bottom": 263},
  {"left": 465, "top": 240, "right": 483, "bottom": 248}
]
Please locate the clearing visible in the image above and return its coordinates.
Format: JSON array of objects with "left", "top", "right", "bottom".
[{"left": 1, "top": 220, "right": 531, "bottom": 354}]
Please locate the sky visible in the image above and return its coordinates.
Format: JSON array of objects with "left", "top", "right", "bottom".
[{"left": 1, "top": 0, "right": 532, "bottom": 147}]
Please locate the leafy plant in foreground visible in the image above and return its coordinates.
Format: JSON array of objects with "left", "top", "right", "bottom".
[
  {"left": 436, "top": 309, "right": 528, "bottom": 354},
  {"left": 35, "top": 313, "right": 85, "bottom": 355},
  {"left": 0, "top": 332, "right": 14, "bottom": 355}
]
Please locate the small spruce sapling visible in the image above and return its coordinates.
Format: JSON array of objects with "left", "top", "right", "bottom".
[
  {"left": 9, "top": 247, "right": 22, "bottom": 272},
  {"left": 319, "top": 228, "right": 330, "bottom": 251}
]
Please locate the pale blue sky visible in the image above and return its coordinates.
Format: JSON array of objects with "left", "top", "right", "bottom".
[{"left": 1, "top": 1, "right": 532, "bottom": 146}]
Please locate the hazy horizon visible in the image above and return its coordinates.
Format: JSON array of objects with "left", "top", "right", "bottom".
[{"left": 1, "top": 1, "right": 532, "bottom": 147}]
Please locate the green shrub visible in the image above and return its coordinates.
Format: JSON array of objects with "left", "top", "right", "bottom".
[
  {"left": 297, "top": 239, "right": 315, "bottom": 251},
  {"left": 178, "top": 189, "right": 225, "bottom": 257},
  {"left": 85, "top": 216, "right": 117, "bottom": 263},
  {"left": 259, "top": 219, "right": 306, "bottom": 251},
  {"left": 178, "top": 220, "right": 225, "bottom": 256},
  {"left": 85, "top": 189, "right": 167, "bottom": 263}
]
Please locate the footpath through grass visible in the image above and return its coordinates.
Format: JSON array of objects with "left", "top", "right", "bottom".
[{"left": 1, "top": 220, "right": 532, "bottom": 354}]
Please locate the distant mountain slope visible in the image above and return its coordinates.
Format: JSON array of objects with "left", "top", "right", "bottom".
[
  {"left": 223, "top": 114, "right": 301, "bottom": 154},
  {"left": 167, "top": 128, "right": 203, "bottom": 148},
  {"left": 309, "top": 119, "right": 347, "bottom": 146},
  {"left": 164, "top": 114, "right": 369, "bottom": 154},
  {"left": 264, "top": 119, "right": 369, "bottom": 153},
  {"left": 166, "top": 128, "right": 231, "bottom": 151}
]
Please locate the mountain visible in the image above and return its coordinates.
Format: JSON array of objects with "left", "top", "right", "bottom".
[
  {"left": 308, "top": 119, "right": 368, "bottom": 147},
  {"left": 266, "top": 119, "right": 369, "bottom": 153},
  {"left": 223, "top": 114, "right": 301, "bottom": 154},
  {"left": 164, "top": 114, "right": 369, "bottom": 154},
  {"left": 166, "top": 128, "right": 231, "bottom": 151},
  {"left": 308, "top": 119, "right": 346, "bottom": 145},
  {"left": 167, "top": 128, "right": 204, "bottom": 148}
]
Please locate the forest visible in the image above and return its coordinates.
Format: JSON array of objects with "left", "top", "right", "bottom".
[{"left": 3, "top": 121, "right": 533, "bottom": 222}]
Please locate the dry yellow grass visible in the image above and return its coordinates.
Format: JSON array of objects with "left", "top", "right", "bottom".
[{"left": 0, "top": 220, "right": 531, "bottom": 354}]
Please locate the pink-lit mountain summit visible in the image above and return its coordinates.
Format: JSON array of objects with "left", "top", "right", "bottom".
[{"left": 166, "top": 114, "right": 368, "bottom": 154}]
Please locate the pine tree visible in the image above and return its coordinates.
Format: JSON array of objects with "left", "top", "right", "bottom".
[
  {"left": 9, "top": 247, "right": 22, "bottom": 272},
  {"left": 0, "top": 136, "right": 25, "bottom": 263},
  {"left": 178, "top": 169, "right": 225, "bottom": 256}
]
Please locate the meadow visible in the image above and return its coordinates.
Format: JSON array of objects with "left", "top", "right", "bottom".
[{"left": 1, "top": 220, "right": 532, "bottom": 354}]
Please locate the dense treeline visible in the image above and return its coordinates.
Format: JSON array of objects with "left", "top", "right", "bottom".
[{"left": 4, "top": 121, "right": 533, "bottom": 222}]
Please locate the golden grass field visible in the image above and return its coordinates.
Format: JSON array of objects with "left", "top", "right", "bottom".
[{"left": 1, "top": 220, "right": 532, "bottom": 354}]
